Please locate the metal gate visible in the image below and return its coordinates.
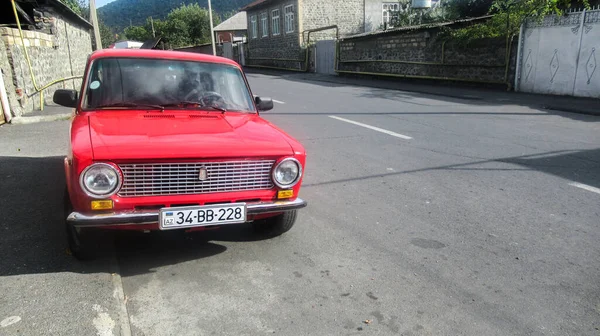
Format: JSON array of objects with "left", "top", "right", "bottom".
[
  {"left": 516, "top": 8, "right": 600, "bottom": 98},
  {"left": 315, "top": 40, "right": 336, "bottom": 75},
  {"left": 222, "top": 42, "right": 234, "bottom": 60}
]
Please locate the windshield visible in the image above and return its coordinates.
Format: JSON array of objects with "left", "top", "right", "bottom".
[{"left": 82, "top": 57, "right": 255, "bottom": 112}]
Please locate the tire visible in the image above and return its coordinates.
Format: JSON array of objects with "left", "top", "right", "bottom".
[
  {"left": 253, "top": 210, "right": 298, "bottom": 237},
  {"left": 64, "top": 188, "right": 96, "bottom": 260}
]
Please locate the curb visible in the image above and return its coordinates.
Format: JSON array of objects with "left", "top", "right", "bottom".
[
  {"left": 541, "top": 105, "right": 600, "bottom": 117},
  {"left": 248, "top": 69, "right": 600, "bottom": 115},
  {"left": 10, "top": 113, "right": 71, "bottom": 125},
  {"left": 287, "top": 74, "right": 486, "bottom": 101}
]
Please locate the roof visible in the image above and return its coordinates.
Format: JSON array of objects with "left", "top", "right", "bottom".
[
  {"left": 42, "top": 0, "right": 93, "bottom": 29},
  {"left": 214, "top": 11, "right": 247, "bottom": 32},
  {"left": 241, "top": 0, "right": 279, "bottom": 11},
  {"left": 111, "top": 41, "right": 144, "bottom": 48},
  {"left": 341, "top": 15, "right": 494, "bottom": 40},
  {"left": 89, "top": 49, "right": 240, "bottom": 68}
]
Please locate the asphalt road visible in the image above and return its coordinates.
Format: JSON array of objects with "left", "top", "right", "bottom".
[{"left": 1, "top": 72, "right": 599, "bottom": 336}]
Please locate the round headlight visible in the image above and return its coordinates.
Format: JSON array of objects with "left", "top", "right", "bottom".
[
  {"left": 273, "top": 158, "right": 301, "bottom": 188},
  {"left": 80, "top": 163, "right": 121, "bottom": 197}
]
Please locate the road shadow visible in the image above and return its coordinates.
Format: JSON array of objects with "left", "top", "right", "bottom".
[
  {"left": 115, "top": 223, "right": 277, "bottom": 277},
  {"left": 0, "top": 155, "right": 106, "bottom": 276},
  {"left": 0, "top": 156, "right": 271, "bottom": 277},
  {"left": 244, "top": 69, "right": 600, "bottom": 123},
  {"left": 499, "top": 149, "right": 600, "bottom": 189},
  {"left": 303, "top": 148, "right": 600, "bottom": 190}
]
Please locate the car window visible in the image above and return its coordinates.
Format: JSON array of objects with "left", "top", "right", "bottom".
[{"left": 82, "top": 57, "right": 255, "bottom": 112}]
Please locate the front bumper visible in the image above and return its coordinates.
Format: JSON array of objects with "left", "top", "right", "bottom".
[{"left": 67, "top": 198, "right": 307, "bottom": 228}]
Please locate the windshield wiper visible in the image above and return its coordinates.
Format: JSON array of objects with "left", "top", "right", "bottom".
[
  {"left": 96, "top": 102, "right": 164, "bottom": 111},
  {"left": 160, "top": 102, "right": 227, "bottom": 113},
  {"left": 203, "top": 105, "right": 227, "bottom": 113}
]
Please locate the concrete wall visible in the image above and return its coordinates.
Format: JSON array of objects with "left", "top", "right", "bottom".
[
  {"left": 246, "top": 0, "right": 305, "bottom": 70},
  {"left": 517, "top": 9, "right": 600, "bottom": 98},
  {"left": 338, "top": 29, "right": 517, "bottom": 85},
  {"left": 0, "top": 9, "right": 91, "bottom": 117}
]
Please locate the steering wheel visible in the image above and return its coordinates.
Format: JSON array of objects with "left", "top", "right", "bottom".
[{"left": 199, "top": 91, "right": 225, "bottom": 106}]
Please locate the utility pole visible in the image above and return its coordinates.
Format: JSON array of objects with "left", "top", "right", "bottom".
[
  {"left": 89, "top": 0, "right": 102, "bottom": 50},
  {"left": 150, "top": 16, "right": 156, "bottom": 37},
  {"left": 208, "top": 0, "right": 216, "bottom": 55}
]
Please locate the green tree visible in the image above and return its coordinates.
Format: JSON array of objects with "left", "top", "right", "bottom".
[
  {"left": 97, "top": 0, "right": 246, "bottom": 32},
  {"left": 99, "top": 20, "right": 117, "bottom": 47},
  {"left": 59, "top": 0, "right": 89, "bottom": 17},
  {"left": 445, "top": 0, "right": 594, "bottom": 44},
  {"left": 121, "top": 3, "right": 222, "bottom": 48},
  {"left": 446, "top": 0, "right": 496, "bottom": 19},
  {"left": 490, "top": 0, "right": 592, "bottom": 18},
  {"left": 162, "top": 3, "right": 221, "bottom": 48},
  {"left": 123, "top": 25, "right": 151, "bottom": 41}
]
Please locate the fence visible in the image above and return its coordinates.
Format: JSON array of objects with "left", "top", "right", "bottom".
[{"left": 515, "top": 7, "right": 600, "bottom": 98}]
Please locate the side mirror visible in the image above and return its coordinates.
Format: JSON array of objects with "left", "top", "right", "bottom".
[
  {"left": 255, "top": 96, "right": 274, "bottom": 112},
  {"left": 53, "top": 89, "right": 78, "bottom": 108}
]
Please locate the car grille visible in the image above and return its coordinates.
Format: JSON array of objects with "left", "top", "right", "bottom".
[{"left": 117, "top": 160, "right": 275, "bottom": 197}]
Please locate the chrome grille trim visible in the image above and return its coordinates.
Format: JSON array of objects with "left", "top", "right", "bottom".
[{"left": 117, "top": 160, "right": 275, "bottom": 197}]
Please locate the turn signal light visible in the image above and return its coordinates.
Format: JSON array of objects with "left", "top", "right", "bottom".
[
  {"left": 277, "top": 190, "right": 294, "bottom": 199},
  {"left": 91, "top": 200, "right": 113, "bottom": 210}
]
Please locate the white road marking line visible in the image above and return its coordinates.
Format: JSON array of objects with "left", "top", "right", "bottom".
[
  {"left": 273, "top": 99, "right": 286, "bottom": 104},
  {"left": 1, "top": 316, "right": 21, "bottom": 328},
  {"left": 329, "top": 116, "right": 413, "bottom": 140},
  {"left": 569, "top": 182, "right": 600, "bottom": 195}
]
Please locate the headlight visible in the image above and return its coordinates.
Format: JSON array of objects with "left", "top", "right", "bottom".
[
  {"left": 80, "top": 163, "right": 121, "bottom": 197},
  {"left": 272, "top": 158, "right": 302, "bottom": 188}
]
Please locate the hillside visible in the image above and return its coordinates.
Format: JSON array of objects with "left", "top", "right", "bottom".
[{"left": 98, "top": 0, "right": 249, "bottom": 31}]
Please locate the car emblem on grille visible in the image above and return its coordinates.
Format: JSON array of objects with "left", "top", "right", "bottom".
[{"left": 198, "top": 167, "right": 208, "bottom": 181}]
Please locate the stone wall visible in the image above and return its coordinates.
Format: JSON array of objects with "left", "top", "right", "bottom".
[
  {"left": 338, "top": 29, "right": 518, "bottom": 86},
  {"left": 246, "top": 0, "right": 305, "bottom": 70},
  {"left": 0, "top": 9, "right": 91, "bottom": 117},
  {"left": 301, "top": 0, "right": 365, "bottom": 41}
]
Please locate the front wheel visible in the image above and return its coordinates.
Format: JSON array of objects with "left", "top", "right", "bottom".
[
  {"left": 253, "top": 210, "right": 298, "bottom": 237},
  {"left": 64, "top": 189, "right": 96, "bottom": 260},
  {"left": 66, "top": 223, "right": 97, "bottom": 260}
]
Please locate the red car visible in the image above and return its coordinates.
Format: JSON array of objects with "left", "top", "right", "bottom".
[{"left": 53, "top": 49, "right": 307, "bottom": 259}]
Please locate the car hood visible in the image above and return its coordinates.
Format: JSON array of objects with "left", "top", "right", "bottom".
[{"left": 87, "top": 111, "right": 294, "bottom": 160}]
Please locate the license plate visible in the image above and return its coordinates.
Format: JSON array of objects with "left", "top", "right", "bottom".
[{"left": 159, "top": 203, "right": 247, "bottom": 230}]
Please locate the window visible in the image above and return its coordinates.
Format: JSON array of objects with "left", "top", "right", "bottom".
[
  {"left": 284, "top": 5, "right": 295, "bottom": 33},
  {"left": 260, "top": 12, "right": 268, "bottom": 37},
  {"left": 382, "top": 3, "right": 400, "bottom": 27},
  {"left": 271, "top": 9, "right": 280, "bottom": 36},
  {"left": 83, "top": 58, "right": 255, "bottom": 112},
  {"left": 250, "top": 15, "right": 258, "bottom": 38}
]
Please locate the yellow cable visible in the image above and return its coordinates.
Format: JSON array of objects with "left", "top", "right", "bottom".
[{"left": 11, "top": 0, "right": 40, "bottom": 91}]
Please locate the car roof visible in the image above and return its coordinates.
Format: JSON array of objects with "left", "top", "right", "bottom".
[{"left": 89, "top": 48, "right": 241, "bottom": 67}]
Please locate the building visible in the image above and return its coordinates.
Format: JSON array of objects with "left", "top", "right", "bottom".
[
  {"left": 0, "top": 0, "right": 92, "bottom": 119},
  {"left": 365, "top": 0, "right": 442, "bottom": 31},
  {"left": 241, "top": 0, "right": 438, "bottom": 70},
  {"left": 213, "top": 11, "right": 247, "bottom": 44}
]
